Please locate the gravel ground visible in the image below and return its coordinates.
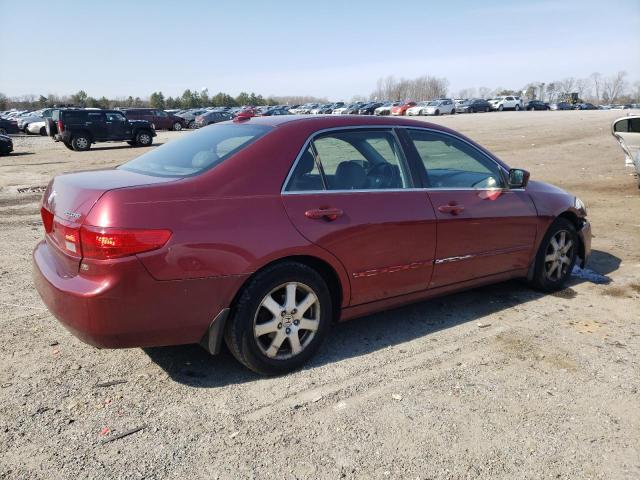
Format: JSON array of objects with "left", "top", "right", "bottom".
[{"left": 0, "top": 111, "right": 639, "bottom": 479}]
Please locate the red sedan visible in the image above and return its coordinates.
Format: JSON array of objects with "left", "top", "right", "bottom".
[
  {"left": 33, "top": 115, "right": 591, "bottom": 375},
  {"left": 391, "top": 101, "right": 417, "bottom": 116}
]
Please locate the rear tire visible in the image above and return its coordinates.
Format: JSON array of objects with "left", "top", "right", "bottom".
[
  {"left": 0, "top": 128, "right": 7, "bottom": 135},
  {"left": 485, "top": 107, "right": 490, "bottom": 112},
  {"left": 188, "top": 120, "right": 195, "bottom": 129},
  {"left": 172, "top": 122, "right": 182, "bottom": 131},
  {"left": 71, "top": 134, "right": 91, "bottom": 151},
  {"left": 225, "top": 262, "right": 332, "bottom": 375},
  {"left": 515, "top": 104, "right": 521, "bottom": 111},
  {"left": 450, "top": 108, "right": 455, "bottom": 115},
  {"left": 530, "top": 218, "right": 578, "bottom": 292},
  {"left": 498, "top": 105, "right": 504, "bottom": 111},
  {"left": 434, "top": 109, "right": 440, "bottom": 116},
  {"left": 39, "top": 126, "right": 47, "bottom": 136}
]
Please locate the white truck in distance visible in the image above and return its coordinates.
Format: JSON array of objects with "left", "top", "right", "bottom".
[{"left": 489, "top": 96, "right": 524, "bottom": 111}]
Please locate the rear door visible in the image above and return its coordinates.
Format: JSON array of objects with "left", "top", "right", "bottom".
[
  {"left": 86, "top": 112, "right": 107, "bottom": 140},
  {"left": 105, "top": 111, "right": 130, "bottom": 139},
  {"left": 282, "top": 128, "right": 437, "bottom": 306},
  {"left": 403, "top": 128, "right": 538, "bottom": 288}
]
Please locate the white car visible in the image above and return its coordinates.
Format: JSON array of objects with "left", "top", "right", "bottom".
[
  {"left": 612, "top": 115, "right": 640, "bottom": 187},
  {"left": 332, "top": 106, "right": 349, "bottom": 115},
  {"left": 421, "top": 99, "right": 455, "bottom": 116},
  {"left": 26, "top": 120, "right": 47, "bottom": 136},
  {"left": 489, "top": 95, "right": 523, "bottom": 111},
  {"left": 406, "top": 101, "right": 431, "bottom": 116},
  {"left": 373, "top": 102, "right": 397, "bottom": 115}
]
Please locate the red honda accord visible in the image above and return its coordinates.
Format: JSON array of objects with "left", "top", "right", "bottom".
[{"left": 33, "top": 115, "right": 591, "bottom": 375}]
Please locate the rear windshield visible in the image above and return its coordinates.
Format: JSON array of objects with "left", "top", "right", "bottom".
[{"left": 119, "top": 123, "right": 271, "bottom": 177}]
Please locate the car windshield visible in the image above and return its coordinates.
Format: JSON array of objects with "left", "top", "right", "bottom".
[
  {"left": 426, "top": 101, "right": 440, "bottom": 106},
  {"left": 120, "top": 124, "right": 271, "bottom": 178}
]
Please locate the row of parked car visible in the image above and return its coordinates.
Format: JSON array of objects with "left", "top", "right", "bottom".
[{"left": 2, "top": 98, "right": 638, "bottom": 141}]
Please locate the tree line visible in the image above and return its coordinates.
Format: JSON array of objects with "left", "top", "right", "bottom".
[
  {"left": 0, "top": 89, "right": 328, "bottom": 111},
  {"left": 454, "top": 71, "right": 638, "bottom": 105},
  {"left": 1, "top": 70, "right": 638, "bottom": 111}
]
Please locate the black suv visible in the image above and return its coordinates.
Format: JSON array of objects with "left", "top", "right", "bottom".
[{"left": 47, "top": 109, "right": 156, "bottom": 151}]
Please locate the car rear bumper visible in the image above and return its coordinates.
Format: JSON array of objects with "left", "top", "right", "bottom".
[{"left": 32, "top": 240, "right": 246, "bottom": 349}]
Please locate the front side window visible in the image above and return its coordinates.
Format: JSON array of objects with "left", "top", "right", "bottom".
[
  {"left": 286, "top": 129, "right": 411, "bottom": 192},
  {"left": 120, "top": 124, "right": 271, "bottom": 177},
  {"left": 106, "top": 112, "right": 126, "bottom": 122},
  {"left": 407, "top": 129, "right": 505, "bottom": 189}
]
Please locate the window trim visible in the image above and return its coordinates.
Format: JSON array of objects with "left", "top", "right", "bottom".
[
  {"left": 282, "top": 125, "right": 514, "bottom": 194},
  {"left": 281, "top": 126, "right": 416, "bottom": 194}
]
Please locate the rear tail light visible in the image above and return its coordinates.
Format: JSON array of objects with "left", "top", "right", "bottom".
[
  {"left": 80, "top": 226, "right": 171, "bottom": 259},
  {"left": 57, "top": 120, "right": 64, "bottom": 133},
  {"left": 40, "top": 206, "right": 171, "bottom": 260},
  {"left": 40, "top": 206, "right": 53, "bottom": 233}
]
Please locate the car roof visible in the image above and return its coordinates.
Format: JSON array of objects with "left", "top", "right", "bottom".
[{"left": 225, "top": 114, "right": 452, "bottom": 131}]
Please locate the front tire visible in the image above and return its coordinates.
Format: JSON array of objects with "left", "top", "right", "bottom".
[
  {"left": 225, "top": 262, "right": 332, "bottom": 375},
  {"left": 530, "top": 218, "right": 578, "bottom": 292},
  {"left": 498, "top": 105, "right": 504, "bottom": 111},
  {"left": 172, "top": 122, "right": 182, "bottom": 131},
  {"left": 515, "top": 104, "right": 521, "bottom": 111},
  {"left": 40, "top": 126, "right": 47, "bottom": 136},
  {"left": 71, "top": 134, "right": 91, "bottom": 151}
]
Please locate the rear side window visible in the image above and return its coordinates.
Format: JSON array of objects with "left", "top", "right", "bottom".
[
  {"left": 62, "top": 112, "right": 86, "bottom": 123},
  {"left": 120, "top": 124, "right": 271, "bottom": 177}
]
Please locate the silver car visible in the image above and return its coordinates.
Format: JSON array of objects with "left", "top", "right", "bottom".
[{"left": 612, "top": 115, "right": 640, "bottom": 188}]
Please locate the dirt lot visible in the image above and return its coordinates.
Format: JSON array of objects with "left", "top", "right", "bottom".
[{"left": 1, "top": 111, "right": 639, "bottom": 479}]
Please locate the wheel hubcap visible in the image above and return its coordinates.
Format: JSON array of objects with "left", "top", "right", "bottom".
[
  {"left": 254, "top": 282, "right": 320, "bottom": 360},
  {"left": 77, "top": 138, "right": 88, "bottom": 148},
  {"left": 140, "top": 134, "right": 150, "bottom": 144},
  {"left": 544, "top": 230, "right": 574, "bottom": 281}
]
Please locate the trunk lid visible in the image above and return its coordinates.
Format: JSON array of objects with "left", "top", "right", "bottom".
[{"left": 43, "top": 168, "right": 174, "bottom": 224}]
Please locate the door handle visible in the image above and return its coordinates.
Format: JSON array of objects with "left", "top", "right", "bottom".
[
  {"left": 305, "top": 207, "right": 344, "bottom": 221},
  {"left": 438, "top": 204, "right": 465, "bottom": 215}
]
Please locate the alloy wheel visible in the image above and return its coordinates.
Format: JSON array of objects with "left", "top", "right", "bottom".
[
  {"left": 544, "top": 230, "right": 574, "bottom": 281},
  {"left": 253, "top": 282, "right": 320, "bottom": 360}
]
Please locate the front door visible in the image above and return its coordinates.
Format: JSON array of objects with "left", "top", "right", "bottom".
[
  {"left": 104, "top": 111, "right": 129, "bottom": 139},
  {"left": 282, "top": 128, "right": 437, "bottom": 306},
  {"left": 404, "top": 128, "right": 538, "bottom": 288}
]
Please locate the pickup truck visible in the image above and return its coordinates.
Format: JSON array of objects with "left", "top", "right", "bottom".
[
  {"left": 46, "top": 109, "right": 156, "bottom": 151},
  {"left": 489, "top": 96, "right": 524, "bottom": 111}
]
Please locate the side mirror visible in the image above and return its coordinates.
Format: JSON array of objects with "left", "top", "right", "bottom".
[{"left": 508, "top": 168, "right": 530, "bottom": 188}]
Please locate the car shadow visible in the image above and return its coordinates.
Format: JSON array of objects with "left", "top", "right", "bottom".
[
  {"left": 3, "top": 152, "right": 35, "bottom": 157},
  {"left": 144, "top": 249, "right": 620, "bottom": 387},
  {"left": 88, "top": 143, "right": 163, "bottom": 152}
]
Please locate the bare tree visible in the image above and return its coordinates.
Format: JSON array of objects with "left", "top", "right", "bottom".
[
  {"left": 575, "top": 78, "right": 590, "bottom": 101},
  {"left": 602, "top": 71, "right": 627, "bottom": 103},
  {"left": 590, "top": 72, "right": 602, "bottom": 103},
  {"left": 477, "top": 87, "right": 492, "bottom": 99}
]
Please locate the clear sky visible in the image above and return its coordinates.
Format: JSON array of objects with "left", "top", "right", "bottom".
[{"left": 1, "top": 0, "right": 639, "bottom": 100}]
